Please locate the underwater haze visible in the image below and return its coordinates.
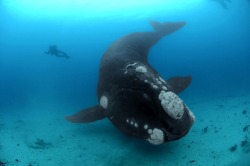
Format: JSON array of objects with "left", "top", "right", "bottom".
[{"left": 0, "top": 0, "right": 250, "bottom": 165}]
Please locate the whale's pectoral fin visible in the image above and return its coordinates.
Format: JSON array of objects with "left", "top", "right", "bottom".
[
  {"left": 167, "top": 76, "right": 192, "bottom": 94},
  {"left": 65, "top": 105, "right": 106, "bottom": 123}
]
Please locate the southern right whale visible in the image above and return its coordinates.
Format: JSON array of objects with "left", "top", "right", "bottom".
[{"left": 66, "top": 20, "right": 195, "bottom": 145}]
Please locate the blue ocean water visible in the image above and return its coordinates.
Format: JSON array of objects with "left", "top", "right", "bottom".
[{"left": 0, "top": 0, "right": 250, "bottom": 165}]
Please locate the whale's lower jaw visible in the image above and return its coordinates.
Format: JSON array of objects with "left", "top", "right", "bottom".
[{"left": 103, "top": 84, "right": 194, "bottom": 145}]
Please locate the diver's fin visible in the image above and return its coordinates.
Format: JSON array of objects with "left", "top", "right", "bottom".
[
  {"left": 148, "top": 19, "right": 186, "bottom": 37},
  {"left": 65, "top": 105, "right": 106, "bottom": 123},
  {"left": 167, "top": 76, "right": 192, "bottom": 94}
]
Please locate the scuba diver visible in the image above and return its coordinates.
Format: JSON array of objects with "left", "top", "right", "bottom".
[{"left": 45, "top": 45, "right": 70, "bottom": 58}]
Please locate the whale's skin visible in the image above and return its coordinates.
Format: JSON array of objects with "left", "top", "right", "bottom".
[{"left": 66, "top": 20, "right": 195, "bottom": 145}]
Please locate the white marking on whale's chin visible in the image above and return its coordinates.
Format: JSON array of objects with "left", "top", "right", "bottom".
[
  {"left": 148, "top": 129, "right": 153, "bottom": 134},
  {"left": 135, "top": 66, "right": 147, "bottom": 73},
  {"left": 100, "top": 95, "right": 108, "bottom": 109},
  {"left": 147, "top": 128, "right": 164, "bottom": 145},
  {"left": 158, "top": 91, "right": 184, "bottom": 119}
]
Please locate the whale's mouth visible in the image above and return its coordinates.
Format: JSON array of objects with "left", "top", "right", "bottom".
[
  {"left": 142, "top": 104, "right": 195, "bottom": 145},
  {"left": 161, "top": 105, "right": 195, "bottom": 140},
  {"left": 146, "top": 89, "right": 195, "bottom": 145},
  {"left": 105, "top": 86, "right": 195, "bottom": 145}
]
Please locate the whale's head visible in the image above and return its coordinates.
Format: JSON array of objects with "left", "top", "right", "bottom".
[{"left": 101, "top": 62, "right": 195, "bottom": 145}]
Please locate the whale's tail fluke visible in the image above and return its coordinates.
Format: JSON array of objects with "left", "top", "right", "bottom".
[{"left": 148, "top": 19, "right": 186, "bottom": 37}]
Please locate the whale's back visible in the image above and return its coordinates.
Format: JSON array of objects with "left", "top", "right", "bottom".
[{"left": 97, "top": 20, "right": 186, "bottom": 98}]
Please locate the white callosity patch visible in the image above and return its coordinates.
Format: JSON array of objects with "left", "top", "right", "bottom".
[
  {"left": 124, "top": 63, "right": 148, "bottom": 75},
  {"left": 157, "top": 80, "right": 162, "bottom": 85},
  {"left": 125, "top": 62, "right": 137, "bottom": 69},
  {"left": 126, "top": 118, "right": 139, "bottom": 128},
  {"left": 151, "top": 84, "right": 158, "bottom": 89},
  {"left": 124, "top": 62, "right": 138, "bottom": 74},
  {"left": 162, "top": 86, "right": 168, "bottom": 90},
  {"left": 157, "top": 77, "right": 169, "bottom": 91},
  {"left": 143, "top": 124, "right": 148, "bottom": 130},
  {"left": 159, "top": 91, "right": 184, "bottom": 119},
  {"left": 145, "top": 76, "right": 168, "bottom": 91},
  {"left": 159, "top": 77, "right": 166, "bottom": 84},
  {"left": 147, "top": 129, "right": 152, "bottom": 134},
  {"left": 100, "top": 95, "right": 108, "bottom": 109},
  {"left": 187, "top": 107, "right": 195, "bottom": 122},
  {"left": 144, "top": 79, "right": 158, "bottom": 90},
  {"left": 155, "top": 78, "right": 162, "bottom": 85},
  {"left": 135, "top": 66, "right": 147, "bottom": 73},
  {"left": 147, "top": 128, "right": 164, "bottom": 145}
]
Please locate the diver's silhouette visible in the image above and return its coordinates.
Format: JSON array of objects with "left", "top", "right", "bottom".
[
  {"left": 45, "top": 45, "right": 69, "bottom": 58},
  {"left": 210, "top": 0, "right": 231, "bottom": 9}
]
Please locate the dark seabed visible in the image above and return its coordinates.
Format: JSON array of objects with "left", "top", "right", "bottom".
[{"left": 0, "top": 0, "right": 250, "bottom": 165}]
